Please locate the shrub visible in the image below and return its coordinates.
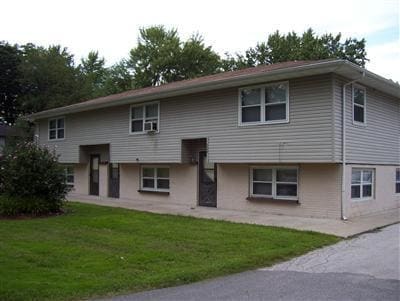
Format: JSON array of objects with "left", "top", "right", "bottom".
[{"left": 0, "top": 142, "right": 70, "bottom": 216}]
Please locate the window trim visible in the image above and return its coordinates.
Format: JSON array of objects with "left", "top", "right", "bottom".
[
  {"left": 396, "top": 168, "right": 400, "bottom": 194},
  {"left": 140, "top": 165, "right": 170, "bottom": 192},
  {"left": 250, "top": 166, "right": 298, "bottom": 200},
  {"left": 352, "top": 84, "right": 367, "bottom": 126},
  {"left": 238, "top": 81, "right": 290, "bottom": 126},
  {"left": 48, "top": 117, "right": 65, "bottom": 141},
  {"left": 351, "top": 168, "right": 374, "bottom": 201},
  {"left": 129, "top": 101, "right": 160, "bottom": 135}
]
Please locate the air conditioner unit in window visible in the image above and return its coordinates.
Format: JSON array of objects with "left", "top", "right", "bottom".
[{"left": 144, "top": 121, "right": 157, "bottom": 133}]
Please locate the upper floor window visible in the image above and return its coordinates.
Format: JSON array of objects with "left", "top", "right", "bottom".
[
  {"left": 48, "top": 117, "right": 65, "bottom": 140},
  {"left": 239, "top": 82, "right": 289, "bottom": 125},
  {"left": 396, "top": 168, "right": 400, "bottom": 194},
  {"left": 250, "top": 167, "right": 298, "bottom": 200},
  {"left": 353, "top": 86, "right": 366, "bottom": 124},
  {"left": 351, "top": 168, "right": 374, "bottom": 200},
  {"left": 130, "top": 102, "right": 159, "bottom": 134}
]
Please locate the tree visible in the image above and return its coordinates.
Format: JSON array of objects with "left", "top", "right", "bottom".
[
  {"left": 0, "top": 42, "right": 21, "bottom": 125},
  {"left": 17, "top": 44, "right": 82, "bottom": 113},
  {"left": 179, "top": 34, "right": 221, "bottom": 79},
  {"left": 223, "top": 28, "right": 368, "bottom": 70},
  {"left": 0, "top": 142, "right": 69, "bottom": 216},
  {"left": 103, "top": 60, "right": 134, "bottom": 95},
  {"left": 79, "top": 51, "right": 108, "bottom": 98},
  {"left": 128, "top": 26, "right": 221, "bottom": 88}
]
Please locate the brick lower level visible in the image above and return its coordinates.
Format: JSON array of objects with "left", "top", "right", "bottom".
[{"left": 70, "top": 162, "right": 400, "bottom": 219}]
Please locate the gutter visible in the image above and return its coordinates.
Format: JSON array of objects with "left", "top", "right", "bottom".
[{"left": 341, "top": 71, "right": 365, "bottom": 220}]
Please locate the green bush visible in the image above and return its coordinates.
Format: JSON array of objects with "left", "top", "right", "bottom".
[{"left": 0, "top": 142, "right": 69, "bottom": 216}]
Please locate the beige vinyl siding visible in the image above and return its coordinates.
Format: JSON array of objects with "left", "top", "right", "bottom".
[
  {"left": 38, "top": 75, "right": 335, "bottom": 163},
  {"left": 333, "top": 75, "right": 400, "bottom": 165}
]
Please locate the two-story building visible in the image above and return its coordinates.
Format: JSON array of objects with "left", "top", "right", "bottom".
[{"left": 29, "top": 59, "right": 400, "bottom": 219}]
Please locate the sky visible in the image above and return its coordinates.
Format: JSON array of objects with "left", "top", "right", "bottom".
[{"left": 1, "top": 0, "right": 399, "bottom": 81}]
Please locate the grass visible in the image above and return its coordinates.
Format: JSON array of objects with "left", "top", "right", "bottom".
[{"left": 0, "top": 202, "right": 340, "bottom": 301}]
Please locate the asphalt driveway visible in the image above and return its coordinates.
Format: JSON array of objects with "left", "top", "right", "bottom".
[{"left": 101, "top": 224, "right": 400, "bottom": 301}]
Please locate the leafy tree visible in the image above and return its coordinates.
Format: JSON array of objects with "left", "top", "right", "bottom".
[
  {"left": 223, "top": 28, "right": 368, "bottom": 70},
  {"left": 128, "top": 26, "right": 221, "bottom": 88},
  {"left": 0, "top": 142, "right": 69, "bottom": 216},
  {"left": 79, "top": 51, "right": 108, "bottom": 98},
  {"left": 179, "top": 34, "right": 221, "bottom": 79},
  {"left": 0, "top": 42, "right": 21, "bottom": 125},
  {"left": 103, "top": 60, "right": 134, "bottom": 95},
  {"left": 17, "top": 44, "right": 82, "bottom": 113}
]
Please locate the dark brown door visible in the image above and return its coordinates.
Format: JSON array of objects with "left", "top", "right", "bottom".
[
  {"left": 198, "top": 151, "right": 217, "bottom": 207},
  {"left": 89, "top": 155, "right": 100, "bottom": 196},
  {"left": 108, "top": 163, "right": 120, "bottom": 198}
]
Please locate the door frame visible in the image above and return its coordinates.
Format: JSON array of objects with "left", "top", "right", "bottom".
[
  {"left": 89, "top": 154, "right": 100, "bottom": 196},
  {"left": 197, "top": 150, "right": 217, "bottom": 207}
]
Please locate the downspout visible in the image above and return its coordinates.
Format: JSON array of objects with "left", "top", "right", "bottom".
[{"left": 341, "top": 71, "right": 365, "bottom": 220}]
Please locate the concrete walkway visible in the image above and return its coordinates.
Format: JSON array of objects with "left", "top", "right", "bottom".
[
  {"left": 99, "top": 224, "right": 400, "bottom": 301},
  {"left": 68, "top": 193, "right": 399, "bottom": 237}
]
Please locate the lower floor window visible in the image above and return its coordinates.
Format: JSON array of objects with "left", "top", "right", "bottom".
[
  {"left": 396, "top": 168, "right": 400, "bottom": 194},
  {"left": 351, "top": 168, "right": 374, "bottom": 200},
  {"left": 65, "top": 165, "right": 74, "bottom": 186},
  {"left": 251, "top": 167, "right": 298, "bottom": 199},
  {"left": 141, "top": 166, "right": 170, "bottom": 192}
]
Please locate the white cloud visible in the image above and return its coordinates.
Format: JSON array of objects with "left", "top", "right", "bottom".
[
  {"left": 367, "top": 40, "right": 400, "bottom": 82},
  {"left": 1, "top": 0, "right": 399, "bottom": 80}
]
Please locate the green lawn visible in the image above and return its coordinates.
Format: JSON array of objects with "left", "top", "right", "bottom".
[{"left": 0, "top": 202, "right": 339, "bottom": 301}]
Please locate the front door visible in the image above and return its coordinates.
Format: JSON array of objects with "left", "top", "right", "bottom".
[
  {"left": 108, "top": 163, "right": 120, "bottom": 198},
  {"left": 89, "top": 155, "right": 100, "bottom": 196},
  {"left": 198, "top": 151, "right": 217, "bottom": 207}
]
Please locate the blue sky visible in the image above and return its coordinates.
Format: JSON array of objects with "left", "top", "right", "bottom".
[{"left": 1, "top": 0, "right": 399, "bottom": 81}]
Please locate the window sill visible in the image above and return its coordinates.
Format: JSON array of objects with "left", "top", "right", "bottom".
[
  {"left": 138, "top": 189, "right": 169, "bottom": 195},
  {"left": 239, "top": 120, "right": 289, "bottom": 127},
  {"left": 246, "top": 196, "right": 299, "bottom": 204}
]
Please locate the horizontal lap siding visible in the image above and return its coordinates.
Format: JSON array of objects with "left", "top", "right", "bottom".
[
  {"left": 209, "top": 75, "right": 333, "bottom": 162},
  {"left": 38, "top": 75, "right": 334, "bottom": 163},
  {"left": 333, "top": 76, "right": 400, "bottom": 165}
]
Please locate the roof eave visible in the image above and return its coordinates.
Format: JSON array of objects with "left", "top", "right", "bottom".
[{"left": 28, "top": 60, "right": 399, "bottom": 120}]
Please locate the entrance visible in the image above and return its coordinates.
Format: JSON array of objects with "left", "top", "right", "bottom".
[
  {"left": 108, "top": 163, "right": 120, "bottom": 198},
  {"left": 198, "top": 151, "right": 217, "bottom": 207},
  {"left": 89, "top": 155, "right": 100, "bottom": 196}
]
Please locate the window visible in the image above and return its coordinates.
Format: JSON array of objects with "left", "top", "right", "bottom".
[
  {"left": 351, "top": 169, "right": 374, "bottom": 200},
  {"left": 130, "top": 102, "right": 159, "bottom": 133},
  {"left": 48, "top": 117, "right": 65, "bottom": 140},
  {"left": 353, "top": 86, "right": 366, "bottom": 124},
  {"left": 250, "top": 167, "right": 298, "bottom": 200},
  {"left": 65, "top": 166, "right": 74, "bottom": 186},
  {"left": 141, "top": 166, "right": 170, "bottom": 192},
  {"left": 239, "top": 82, "right": 289, "bottom": 125},
  {"left": 396, "top": 169, "right": 400, "bottom": 194}
]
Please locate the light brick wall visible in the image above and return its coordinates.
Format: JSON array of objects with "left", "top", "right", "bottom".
[
  {"left": 119, "top": 163, "right": 198, "bottom": 207},
  {"left": 217, "top": 163, "right": 342, "bottom": 219},
  {"left": 344, "top": 164, "right": 400, "bottom": 218}
]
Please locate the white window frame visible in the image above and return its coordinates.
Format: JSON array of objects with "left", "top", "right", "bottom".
[
  {"left": 48, "top": 117, "right": 65, "bottom": 141},
  {"left": 140, "top": 165, "right": 170, "bottom": 192},
  {"left": 351, "top": 168, "right": 374, "bottom": 201},
  {"left": 129, "top": 101, "right": 160, "bottom": 135},
  {"left": 238, "top": 81, "right": 289, "bottom": 126},
  {"left": 352, "top": 85, "right": 367, "bottom": 126},
  {"left": 250, "top": 166, "right": 298, "bottom": 200},
  {"left": 65, "top": 165, "right": 74, "bottom": 186},
  {"left": 396, "top": 168, "right": 400, "bottom": 194}
]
